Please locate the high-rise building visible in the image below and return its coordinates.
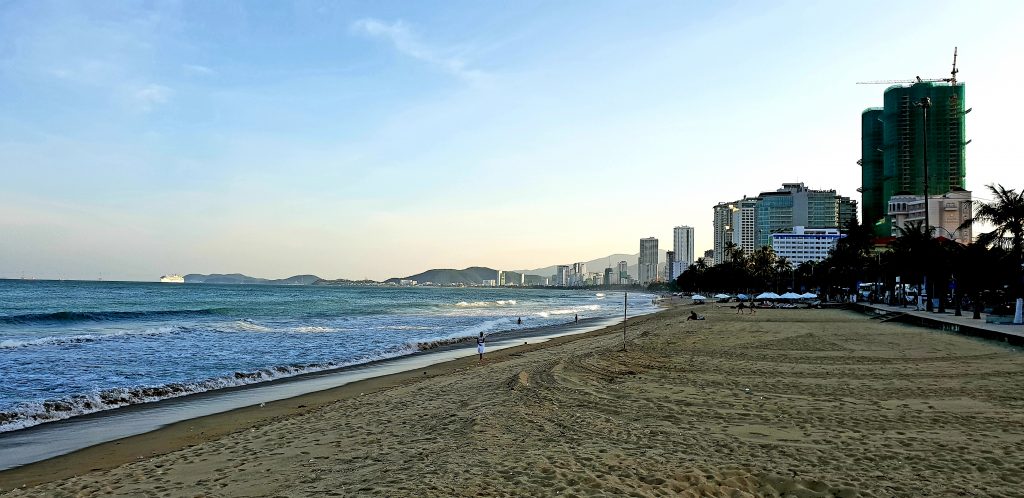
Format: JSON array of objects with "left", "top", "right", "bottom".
[
  {"left": 860, "top": 80, "right": 966, "bottom": 236},
  {"left": 616, "top": 261, "right": 628, "bottom": 284},
  {"left": 713, "top": 197, "right": 758, "bottom": 263},
  {"left": 569, "top": 262, "right": 587, "bottom": 286},
  {"left": 673, "top": 226, "right": 695, "bottom": 269},
  {"left": 555, "top": 265, "right": 570, "bottom": 287},
  {"left": 603, "top": 267, "right": 613, "bottom": 286},
  {"left": 664, "top": 250, "right": 675, "bottom": 283},
  {"left": 734, "top": 197, "right": 758, "bottom": 254},
  {"left": 838, "top": 196, "right": 858, "bottom": 228},
  {"left": 638, "top": 237, "right": 659, "bottom": 285},
  {"left": 712, "top": 202, "right": 736, "bottom": 266},
  {"left": 755, "top": 183, "right": 856, "bottom": 247}
]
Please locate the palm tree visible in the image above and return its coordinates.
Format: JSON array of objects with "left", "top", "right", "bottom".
[
  {"left": 724, "top": 241, "right": 745, "bottom": 265},
  {"left": 773, "top": 256, "right": 793, "bottom": 292},
  {"left": 749, "top": 246, "right": 777, "bottom": 290},
  {"left": 960, "top": 184, "right": 1024, "bottom": 259},
  {"left": 960, "top": 184, "right": 1024, "bottom": 321},
  {"left": 891, "top": 221, "right": 933, "bottom": 309}
]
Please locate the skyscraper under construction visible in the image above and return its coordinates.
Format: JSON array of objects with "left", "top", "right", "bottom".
[{"left": 860, "top": 77, "right": 967, "bottom": 236}]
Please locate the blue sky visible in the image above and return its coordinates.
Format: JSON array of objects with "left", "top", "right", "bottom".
[{"left": 1, "top": 0, "right": 1022, "bottom": 281}]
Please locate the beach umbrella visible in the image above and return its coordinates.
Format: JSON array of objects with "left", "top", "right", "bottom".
[
  {"left": 779, "top": 292, "right": 802, "bottom": 300},
  {"left": 690, "top": 294, "right": 707, "bottom": 301},
  {"left": 714, "top": 293, "right": 731, "bottom": 299},
  {"left": 800, "top": 292, "right": 818, "bottom": 299},
  {"left": 755, "top": 292, "right": 779, "bottom": 300},
  {"left": 736, "top": 293, "right": 749, "bottom": 300}
]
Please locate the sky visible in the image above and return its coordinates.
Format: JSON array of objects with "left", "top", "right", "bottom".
[{"left": 1, "top": 0, "right": 1023, "bottom": 281}]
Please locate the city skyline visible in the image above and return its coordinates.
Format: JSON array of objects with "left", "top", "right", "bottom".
[{"left": 2, "top": 1, "right": 1023, "bottom": 281}]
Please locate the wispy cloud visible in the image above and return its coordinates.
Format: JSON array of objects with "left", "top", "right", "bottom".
[
  {"left": 182, "top": 63, "right": 215, "bottom": 75},
  {"left": 350, "top": 18, "right": 484, "bottom": 82},
  {"left": 132, "top": 84, "right": 171, "bottom": 111}
]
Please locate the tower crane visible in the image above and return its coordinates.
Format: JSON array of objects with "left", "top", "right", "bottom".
[{"left": 857, "top": 47, "right": 960, "bottom": 85}]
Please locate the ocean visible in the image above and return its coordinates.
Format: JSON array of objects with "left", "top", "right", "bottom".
[{"left": 0, "top": 280, "right": 656, "bottom": 434}]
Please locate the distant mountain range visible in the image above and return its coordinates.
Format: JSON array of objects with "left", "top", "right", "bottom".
[
  {"left": 183, "top": 273, "right": 321, "bottom": 285},
  {"left": 178, "top": 250, "right": 671, "bottom": 286},
  {"left": 383, "top": 267, "right": 523, "bottom": 286}
]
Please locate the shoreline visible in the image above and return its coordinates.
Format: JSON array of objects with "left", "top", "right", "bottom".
[
  {"left": 0, "top": 305, "right": 663, "bottom": 488},
  {"left": 4, "top": 304, "right": 1024, "bottom": 496}
]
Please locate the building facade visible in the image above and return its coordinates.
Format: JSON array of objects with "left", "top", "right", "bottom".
[
  {"left": 755, "top": 183, "right": 855, "bottom": 247},
  {"left": 770, "top": 227, "right": 845, "bottom": 265},
  {"left": 838, "top": 196, "right": 858, "bottom": 228},
  {"left": 734, "top": 197, "right": 758, "bottom": 254},
  {"left": 887, "top": 189, "right": 972, "bottom": 244},
  {"left": 616, "top": 261, "right": 629, "bottom": 284},
  {"left": 672, "top": 226, "right": 695, "bottom": 270},
  {"left": 861, "top": 81, "right": 967, "bottom": 236},
  {"left": 569, "top": 262, "right": 587, "bottom": 286},
  {"left": 712, "top": 202, "right": 735, "bottom": 266},
  {"left": 555, "top": 265, "right": 570, "bottom": 287},
  {"left": 664, "top": 250, "right": 675, "bottom": 283},
  {"left": 638, "top": 237, "right": 659, "bottom": 285}
]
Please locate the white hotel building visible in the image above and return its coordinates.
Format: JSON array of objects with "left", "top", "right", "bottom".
[{"left": 770, "top": 226, "right": 845, "bottom": 265}]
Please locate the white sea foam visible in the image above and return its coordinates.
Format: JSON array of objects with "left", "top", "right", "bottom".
[
  {"left": 291, "top": 326, "right": 339, "bottom": 333},
  {"left": 0, "top": 326, "right": 186, "bottom": 350},
  {"left": 536, "top": 304, "right": 601, "bottom": 317},
  {"left": 462, "top": 317, "right": 510, "bottom": 336},
  {"left": 230, "top": 320, "right": 273, "bottom": 332},
  {"left": 454, "top": 300, "right": 517, "bottom": 307},
  {"left": 383, "top": 325, "right": 435, "bottom": 331},
  {"left": 0, "top": 348, "right": 418, "bottom": 434}
]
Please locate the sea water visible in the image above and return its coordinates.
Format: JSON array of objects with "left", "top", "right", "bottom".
[{"left": 0, "top": 280, "right": 655, "bottom": 432}]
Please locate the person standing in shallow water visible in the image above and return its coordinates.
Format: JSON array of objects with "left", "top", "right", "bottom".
[
  {"left": 476, "top": 332, "right": 485, "bottom": 360},
  {"left": 574, "top": 314, "right": 578, "bottom": 323}
]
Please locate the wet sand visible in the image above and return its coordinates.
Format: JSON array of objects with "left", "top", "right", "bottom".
[{"left": 4, "top": 304, "right": 1024, "bottom": 497}]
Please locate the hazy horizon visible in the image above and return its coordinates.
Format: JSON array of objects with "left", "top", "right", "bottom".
[{"left": 2, "top": 1, "right": 1023, "bottom": 281}]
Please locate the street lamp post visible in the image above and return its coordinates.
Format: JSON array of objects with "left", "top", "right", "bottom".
[{"left": 916, "top": 97, "right": 934, "bottom": 312}]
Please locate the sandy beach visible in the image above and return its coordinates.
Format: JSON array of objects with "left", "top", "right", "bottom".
[{"left": 3, "top": 303, "right": 1024, "bottom": 497}]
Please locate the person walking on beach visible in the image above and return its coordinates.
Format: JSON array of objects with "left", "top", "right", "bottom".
[
  {"left": 737, "top": 301, "right": 746, "bottom": 314},
  {"left": 476, "top": 332, "right": 486, "bottom": 360}
]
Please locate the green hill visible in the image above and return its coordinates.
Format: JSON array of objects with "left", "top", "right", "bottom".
[
  {"left": 385, "top": 267, "right": 524, "bottom": 285},
  {"left": 183, "top": 273, "right": 322, "bottom": 285}
]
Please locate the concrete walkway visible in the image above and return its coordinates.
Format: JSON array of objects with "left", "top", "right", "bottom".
[{"left": 862, "top": 302, "right": 1024, "bottom": 341}]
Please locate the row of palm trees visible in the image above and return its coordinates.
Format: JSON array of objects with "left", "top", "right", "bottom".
[{"left": 673, "top": 184, "right": 1024, "bottom": 318}]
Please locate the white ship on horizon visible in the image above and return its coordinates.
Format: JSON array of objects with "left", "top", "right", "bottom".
[{"left": 159, "top": 274, "right": 185, "bottom": 283}]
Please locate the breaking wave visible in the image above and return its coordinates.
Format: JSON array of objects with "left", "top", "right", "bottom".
[
  {"left": 0, "top": 309, "right": 223, "bottom": 325},
  {"left": 535, "top": 304, "right": 601, "bottom": 318},
  {"left": 454, "top": 300, "right": 517, "bottom": 307},
  {"left": 0, "top": 326, "right": 189, "bottom": 350},
  {"left": 0, "top": 350, "right": 412, "bottom": 434}
]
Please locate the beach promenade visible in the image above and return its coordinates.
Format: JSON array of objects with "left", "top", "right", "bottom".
[
  {"left": 860, "top": 302, "right": 1024, "bottom": 343},
  {"left": 3, "top": 304, "right": 1024, "bottom": 497}
]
